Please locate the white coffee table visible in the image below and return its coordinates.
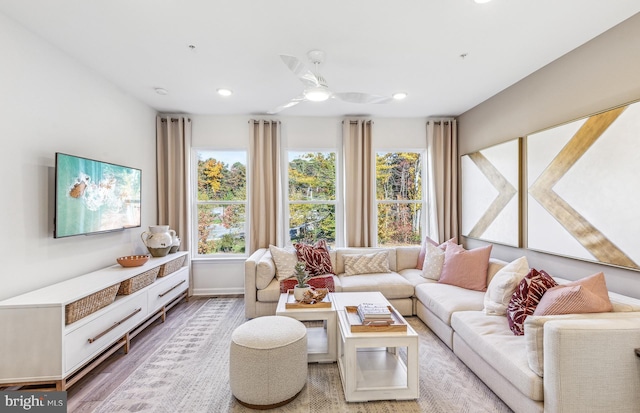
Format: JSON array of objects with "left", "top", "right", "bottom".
[
  {"left": 332, "top": 292, "right": 419, "bottom": 402},
  {"left": 276, "top": 291, "right": 337, "bottom": 363}
]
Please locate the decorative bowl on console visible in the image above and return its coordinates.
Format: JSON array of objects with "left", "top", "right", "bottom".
[{"left": 117, "top": 254, "right": 150, "bottom": 267}]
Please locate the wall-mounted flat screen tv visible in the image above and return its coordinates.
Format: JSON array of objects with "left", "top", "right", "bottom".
[{"left": 54, "top": 152, "right": 142, "bottom": 238}]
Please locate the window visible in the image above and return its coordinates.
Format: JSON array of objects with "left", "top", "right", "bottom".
[
  {"left": 194, "top": 150, "right": 247, "bottom": 256},
  {"left": 287, "top": 152, "right": 337, "bottom": 246},
  {"left": 376, "top": 151, "right": 424, "bottom": 246}
]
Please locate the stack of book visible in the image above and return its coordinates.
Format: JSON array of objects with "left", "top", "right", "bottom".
[{"left": 356, "top": 303, "right": 393, "bottom": 325}]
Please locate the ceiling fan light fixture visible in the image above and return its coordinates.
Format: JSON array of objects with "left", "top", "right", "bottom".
[
  {"left": 392, "top": 92, "right": 408, "bottom": 100},
  {"left": 305, "top": 86, "right": 331, "bottom": 102}
]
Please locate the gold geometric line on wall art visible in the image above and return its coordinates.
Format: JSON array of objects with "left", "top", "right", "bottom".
[
  {"left": 529, "top": 105, "right": 638, "bottom": 269},
  {"left": 467, "top": 152, "right": 517, "bottom": 238}
]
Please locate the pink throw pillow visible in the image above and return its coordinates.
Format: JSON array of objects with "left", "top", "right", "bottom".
[
  {"left": 437, "top": 243, "right": 492, "bottom": 291},
  {"left": 506, "top": 269, "right": 558, "bottom": 335},
  {"left": 533, "top": 272, "right": 613, "bottom": 316},
  {"left": 294, "top": 239, "right": 334, "bottom": 276},
  {"left": 416, "top": 236, "right": 456, "bottom": 270}
]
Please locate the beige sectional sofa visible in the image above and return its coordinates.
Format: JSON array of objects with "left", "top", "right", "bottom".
[{"left": 245, "top": 245, "right": 640, "bottom": 413}]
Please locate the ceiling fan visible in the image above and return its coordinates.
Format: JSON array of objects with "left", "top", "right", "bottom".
[{"left": 267, "top": 50, "right": 394, "bottom": 114}]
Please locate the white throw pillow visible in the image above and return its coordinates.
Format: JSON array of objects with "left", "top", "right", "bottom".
[
  {"left": 421, "top": 242, "right": 445, "bottom": 280},
  {"left": 343, "top": 251, "right": 390, "bottom": 276},
  {"left": 269, "top": 245, "right": 298, "bottom": 281},
  {"left": 483, "top": 256, "right": 529, "bottom": 316}
]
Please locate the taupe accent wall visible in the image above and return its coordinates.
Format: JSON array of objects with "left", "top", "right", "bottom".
[{"left": 458, "top": 13, "right": 640, "bottom": 298}]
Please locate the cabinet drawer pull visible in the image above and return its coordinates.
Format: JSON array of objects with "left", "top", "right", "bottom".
[
  {"left": 159, "top": 280, "right": 186, "bottom": 298},
  {"left": 88, "top": 308, "right": 142, "bottom": 344}
]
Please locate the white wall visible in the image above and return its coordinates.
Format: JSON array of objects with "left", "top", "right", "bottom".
[
  {"left": 0, "top": 13, "right": 157, "bottom": 301},
  {"left": 190, "top": 115, "right": 427, "bottom": 295},
  {"left": 458, "top": 13, "right": 640, "bottom": 298}
]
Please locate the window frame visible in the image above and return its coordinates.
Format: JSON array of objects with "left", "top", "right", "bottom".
[
  {"left": 191, "top": 148, "right": 249, "bottom": 260},
  {"left": 284, "top": 149, "right": 343, "bottom": 247},
  {"left": 374, "top": 149, "right": 428, "bottom": 247}
]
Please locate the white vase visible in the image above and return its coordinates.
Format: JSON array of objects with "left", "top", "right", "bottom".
[
  {"left": 141, "top": 225, "right": 175, "bottom": 257},
  {"left": 293, "top": 285, "right": 311, "bottom": 301}
]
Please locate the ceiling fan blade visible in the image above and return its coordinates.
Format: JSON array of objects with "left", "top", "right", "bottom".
[
  {"left": 333, "top": 92, "right": 393, "bottom": 104},
  {"left": 279, "top": 55, "right": 319, "bottom": 89},
  {"left": 266, "top": 95, "right": 307, "bottom": 114}
]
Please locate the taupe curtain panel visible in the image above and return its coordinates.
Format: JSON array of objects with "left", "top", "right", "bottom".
[
  {"left": 249, "top": 119, "right": 282, "bottom": 253},
  {"left": 426, "top": 119, "right": 459, "bottom": 243},
  {"left": 343, "top": 119, "right": 375, "bottom": 247},
  {"left": 156, "top": 115, "right": 191, "bottom": 252}
]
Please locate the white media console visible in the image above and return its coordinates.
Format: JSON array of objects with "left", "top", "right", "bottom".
[{"left": 0, "top": 251, "right": 189, "bottom": 390}]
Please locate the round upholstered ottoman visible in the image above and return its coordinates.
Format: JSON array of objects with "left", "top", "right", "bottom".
[{"left": 230, "top": 315, "right": 307, "bottom": 409}]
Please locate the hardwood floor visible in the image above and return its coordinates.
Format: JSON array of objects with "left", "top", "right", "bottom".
[{"left": 67, "top": 297, "right": 209, "bottom": 413}]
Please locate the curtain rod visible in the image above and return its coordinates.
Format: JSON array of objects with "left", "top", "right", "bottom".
[
  {"left": 248, "top": 120, "right": 281, "bottom": 124},
  {"left": 159, "top": 117, "right": 191, "bottom": 123},
  {"left": 342, "top": 120, "right": 373, "bottom": 125}
]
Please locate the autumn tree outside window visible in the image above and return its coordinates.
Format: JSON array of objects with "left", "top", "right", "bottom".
[
  {"left": 288, "top": 151, "right": 337, "bottom": 247},
  {"left": 195, "top": 150, "right": 247, "bottom": 256},
  {"left": 376, "top": 151, "right": 424, "bottom": 246}
]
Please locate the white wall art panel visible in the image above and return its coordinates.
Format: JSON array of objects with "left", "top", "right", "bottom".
[
  {"left": 527, "top": 100, "right": 640, "bottom": 270},
  {"left": 461, "top": 138, "right": 520, "bottom": 247}
]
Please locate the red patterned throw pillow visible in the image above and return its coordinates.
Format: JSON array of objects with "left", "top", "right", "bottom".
[
  {"left": 294, "top": 239, "right": 334, "bottom": 276},
  {"left": 506, "top": 268, "right": 558, "bottom": 336},
  {"left": 279, "top": 275, "right": 336, "bottom": 293}
]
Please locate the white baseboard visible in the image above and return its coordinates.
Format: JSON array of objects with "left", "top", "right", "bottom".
[{"left": 192, "top": 287, "right": 244, "bottom": 296}]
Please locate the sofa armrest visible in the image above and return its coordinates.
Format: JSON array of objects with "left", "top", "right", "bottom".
[
  {"left": 543, "top": 317, "right": 640, "bottom": 413},
  {"left": 244, "top": 248, "right": 268, "bottom": 318}
]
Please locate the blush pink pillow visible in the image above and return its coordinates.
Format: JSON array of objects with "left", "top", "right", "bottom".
[
  {"left": 416, "top": 236, "right": 456, "bottom": 270},
  {"left": 533, "top": 272, "right": 613, "bottom": 316},
  {"left": 437, "top": 243, "right": 492, "bottom": 291}
]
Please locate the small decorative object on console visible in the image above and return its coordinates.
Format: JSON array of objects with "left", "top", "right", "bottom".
[{"left": 116, "top": 254, "right": 150, "bottom": 267}]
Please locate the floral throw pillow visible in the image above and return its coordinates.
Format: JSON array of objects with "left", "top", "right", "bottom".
[
  {"left": 294, "top": 239, "right": 334, "bottom": 276},
  {"left": 506, "top": 268, "right": 558, "bottom": 335}
]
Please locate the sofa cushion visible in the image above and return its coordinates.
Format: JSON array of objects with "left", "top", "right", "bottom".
[
  {"left": 398, "top": 268, "right": 430, "bottom": 288},
  {"left": 343, "top": 251, "right": 390, "bottom": 275},
  {"left": 416, "top": 236, "right": 455, "bottom": 270},
  {"left": 269, "top": 245, "right": 298, "bottom": 281},
  {"left": 421, "top": 242, "right": 445, "bottom": 280},
  {"left": 337, "top": 272, "right": 413, "bottom": 299},
  {"left": 484, "top": 256, "right": 529, "bottom": 316},
  {"left": 507, "top": 269, "right": 558, "bottom": 335},
  {"left": 533, "top": 272, "right": 613, "bottom": 316},
  {"left": 295, "top": 239, "right": 334, "bottom": 276},
  {"left": 451, "top": 311, "right": 543, "bottom": 401},
  {"left": 414, "top": 283, "right": 485, "bottom": 325},
  {"left": 438, "top": 243, "right": 492, "bottom": 291},
  {"left": 256, "top": 251, "right": 276, "bottom": 290}
]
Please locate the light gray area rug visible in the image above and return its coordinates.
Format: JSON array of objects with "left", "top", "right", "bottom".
[{"left": 94, "top": 298, "right": 513, "bottom": 413}]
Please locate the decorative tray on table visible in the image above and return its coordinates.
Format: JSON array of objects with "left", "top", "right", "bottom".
[
  {"left": 344, "top": 305, "right": 407, "bottom": 333},
  {"left": 285, "top": 289, "right": 332, "bottom": 309}
]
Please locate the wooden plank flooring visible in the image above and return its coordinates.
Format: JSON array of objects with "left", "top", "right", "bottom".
[{"left": 67, "top": 297, "right": 209, "bottom": 413}]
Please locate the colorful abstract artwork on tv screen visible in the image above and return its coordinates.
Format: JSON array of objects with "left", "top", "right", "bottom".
[{"left": 54, "top": 153, "right": 141, "bottom": 238}]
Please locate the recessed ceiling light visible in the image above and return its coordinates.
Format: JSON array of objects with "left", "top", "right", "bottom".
[
  {"left": 217, "top": 88, "right": 233, "bottom": 97},
  {"left": 392, "top": 92, "right": 408, "bottom": 100},
  {"left": 154, "top": 88, "right": 168, "bottom": 95}
]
